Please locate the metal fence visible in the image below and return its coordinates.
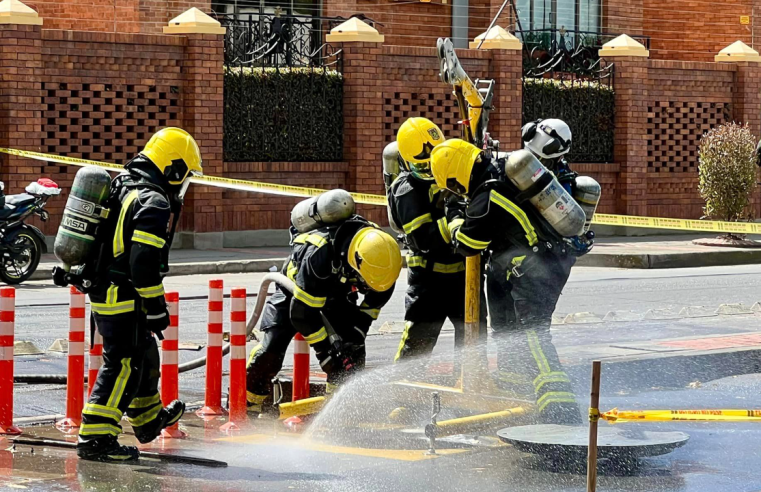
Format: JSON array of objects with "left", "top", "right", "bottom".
[
  {"left": 219, "top": 12, "right": 345, "bottom": 162},
  {"left": 522, "top": 48, "right": 615, "bottom": 163}
]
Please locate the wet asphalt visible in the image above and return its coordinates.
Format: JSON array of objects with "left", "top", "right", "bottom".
[{"left": 3, "top": 265, "right": 761, "bottom": 490}]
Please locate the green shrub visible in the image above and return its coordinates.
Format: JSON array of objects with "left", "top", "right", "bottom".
[
  {"left": 522, "top": 77, "right": 614, "bottom": 163},
  {"left": 698, "top": 122, "right": 757, "bottom": 224},
  {"left": 224, "top": 67, "right": 343, "bottom": 162}
]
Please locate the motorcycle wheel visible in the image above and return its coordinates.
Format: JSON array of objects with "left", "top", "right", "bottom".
[{"left": 0, "top": 231, "right": 42, "bottom": 285}]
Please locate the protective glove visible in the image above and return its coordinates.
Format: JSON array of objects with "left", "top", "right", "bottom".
[
  {"left": 319, "top": 338, "right": 357, "bottom": 378},
  {"left": 143, "top": 297, "right": 170, "bottom": 336},
  {"left": 445, "top": 194, "right": 467, "bottom": 222}
]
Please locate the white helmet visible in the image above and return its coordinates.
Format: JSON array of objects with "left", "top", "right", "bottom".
[{"left": 521, "top": 118, "right": 572, "bottom": 159}]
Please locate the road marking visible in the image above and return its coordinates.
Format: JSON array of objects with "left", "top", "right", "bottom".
[
  {"left": 658, "top": 333, "right": 761, "bottom": 350},
  {"left": 217, "top": 433, "right": 467, "bottom": 461}
]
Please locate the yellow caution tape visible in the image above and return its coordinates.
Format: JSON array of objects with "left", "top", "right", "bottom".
[
  {"left": 603, "top": 408, "right": 761, "bottom": 423},
  {"left": 0, "top": 147, "right": 387, "bottom": 206},
  {"left": 3, "top": 145, "right": 761, "bottom": 232}
]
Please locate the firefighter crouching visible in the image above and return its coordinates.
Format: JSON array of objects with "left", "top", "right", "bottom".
[
  {"left": 246, "top": 214, "right": 403, "bottom": 414},
  {"left": 73, "top": 128, "right": 202, "bottom": 461},
  {"left": 386, "top": 117, "right": 485, "bottom": 361},
  {"left": 430, "top": 134, "right": 595, "bottom": 425}
]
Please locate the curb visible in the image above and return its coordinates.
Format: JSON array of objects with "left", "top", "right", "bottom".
[
  {"left": 30, "top": 247, "right": 761, "bottom": 282},
  {"left": 578, "top": 249, "right": 761, "bottom": 269}
]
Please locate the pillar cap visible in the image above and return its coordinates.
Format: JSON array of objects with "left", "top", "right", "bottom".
[
  {"left": 0, "top": 0, "right": 42, "bottom": 26},
  {"left": 469, "top": 26, "right": 522, "bottom": 50},
  {"left": 163, "top": 7, "right": 226, "bottom": 35},
  {"left": 715, "top": 40, "right": 761, "bottom": 62},
  {"left": 598, "top": 34, "right": 649, "bottom": 58},
  {"left": 326, "top": 17, "right": 384, "bottom": 43}
]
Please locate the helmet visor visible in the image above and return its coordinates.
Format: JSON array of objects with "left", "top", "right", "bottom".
[{"left": 408, "top": 161, "right": 434, "bottom": 181}]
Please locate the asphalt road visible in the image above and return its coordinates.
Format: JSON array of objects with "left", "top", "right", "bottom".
[{"left": 5, "top": 264, "right": 761, "bottom": 491}]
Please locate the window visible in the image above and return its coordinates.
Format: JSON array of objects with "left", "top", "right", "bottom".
[{"left": 516, "top": 0, "right": 602, "bottom": 35}]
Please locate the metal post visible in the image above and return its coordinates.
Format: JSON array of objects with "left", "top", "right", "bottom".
[
  {"left": 461, "top": 255, "right": 482, "bottom": 392},
  {"left": 587, "top": 360, "right": 601, "bottom": 492}
]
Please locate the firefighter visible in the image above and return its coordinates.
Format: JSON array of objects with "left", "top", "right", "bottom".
[
  {"left": 77, "top": 128, "right": 202, "bottom": 462},
  {"left": 430, "top": 136, "right": 587, "bottom": 425},
  {"left": 387, "top": 117, "right": 484, "bottom": 361},
  {"left": 246, "top": 220, "right": 402, "bottom": 413}
]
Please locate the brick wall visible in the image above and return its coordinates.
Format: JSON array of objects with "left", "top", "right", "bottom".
[
  {"left": 354, "top": 0, "right": 451, "bottom": 48},
  {"left": 342, "top": 44, "right": 522, "bottom": 225},
  {"left": 25, "top": 0, "right": 210, "bottom": 33},
  {"left": 612, "top": 56, "right": 761, "bottom": 220},
  {"left": 221, "top": 162, "right": 348, "bottom": 230}
]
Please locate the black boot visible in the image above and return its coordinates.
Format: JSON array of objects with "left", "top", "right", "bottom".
[
  {"left": 539, "top": 401, "right": 584, "bottom": 426},
  {"left": 77, "top": 436, "right": 140, "bottom": 463},
  {"left": 133, "top": 400, "right": 185, "bottom": 444}
]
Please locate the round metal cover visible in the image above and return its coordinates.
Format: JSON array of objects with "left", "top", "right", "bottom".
[{"left": 498, "top": 424, "right": 689, "bottom": 461}]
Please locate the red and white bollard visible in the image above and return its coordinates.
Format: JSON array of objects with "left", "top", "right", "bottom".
[
  {"left": 161, "top": 292, "right": 186, "bottom": 438},
  {"left": 87, "top": 325, "right": 102, "bottom": 397},
  {"left": 292, "top": 334, "right": 310, "bottom": 402},
  {"left": 198, "top": 279, "right": 225, "bottom": 416},
  {"left": 57, "top": 286, "right": 86, "bottom": 430},
  {"left": 220, "top": 287, "right": 247, "bottom": 432},
  {"left": 0, "top": 287, "right": 20, "bottom": 435}
]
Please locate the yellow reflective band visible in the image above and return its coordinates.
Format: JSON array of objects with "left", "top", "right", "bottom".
[
  {"left": 304, "top": 327, "right": 328, "bottom": 345},
  {"left": 293, "top": 234, "right": 328, "bottom": 248},
  {"left": 403, "top": 213, "right": 433, "bottom": 234},
  {"left": 537, "top": 391, "right": 577, "bottom": 413},
  {"left": 247, "top": 344, "right": 262, "bottom": 368},
  {"left": 127, "top": 403, "right": 162, "bottom": 428},
  {"left": 456, "top": 231, "right": 490, "bottom": 250},
  {"left": 490, "top": 191, "right": 538, "bottom": 246},
  {"left": 429, "top": 185, "right": 442, "bottom": 202},
  {"left": 448, "top": 218, "right": 464, "bottom": 240},
  {"left": 293, "top": 285, "right": 327, "bottom": 308},
  {"left": 406, "top": 255, "right": 428, "bottom": 268},
  {"left": 107, "top": 358, "right": 132, "bottom": 408},
  {"left": 128, "top": 393, "right": 161, "bottom": 409},
  {"left": 286, "top": 261, "right": 298, "bottom": 281},
  {"left": 79, "top": 423, "right": 122, "bottom": 437},
  {"left": 113, "top": 190, "right": 139, "bottom": 257},
  {"left": 533, "top": 372, "right": 571, "bottom": 393},
  {"left": 394, "top": 321, "right": 412, "bottom": 362},
  {"left": 511, "top": 255, "right": 526, "bottom": 266},
  {"left": 91, "top": 301, "right": 135, "bottom": 315},
  {"left": 437, "top": 217, "right": 452, "bottom": 244},
  {"left": 360, "top": 308, "right": 380, "bottom": 320},
  {"left": 135, "top": 284, "right": 165, "bottom": 299},
  {"left": 132, "top": 230, "right": 166, "bottom": 249},
  {"left": 432, "top": 261, "right": 465, "bottom": 274},
  {"left": 527, "top": 330, "right": 552, "bottom": 375},
  {"left": 247, "top": 391, "right": 268, "bottom": 404},
  {"left": 83, "top": 403, "right": 123, "bottom": 424}
]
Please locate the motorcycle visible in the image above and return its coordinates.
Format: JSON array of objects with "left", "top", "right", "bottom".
[{"left": 0, "top": 178, "right": 61, "bottom": 284}]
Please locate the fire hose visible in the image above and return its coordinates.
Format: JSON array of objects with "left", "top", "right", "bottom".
[{"left": 14, "top": 273, "right": 294, "bottom": 385}]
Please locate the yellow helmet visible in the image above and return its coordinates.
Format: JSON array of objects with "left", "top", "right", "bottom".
[
  {"left": 396, "top": 117, "right": 445, "bottom": 181},
  {"left": 430, "top": 138, "right": 483, "bottom": 197},
  {"left": 141, "top": 128, "right": 203, "bottom": 187},
  {"left": 348, "top": 227, "right": 402, "bottom": 292}
]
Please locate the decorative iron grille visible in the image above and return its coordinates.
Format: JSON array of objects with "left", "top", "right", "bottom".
[
  {"left": 219, "top": 12, "right": 344, "bottom": 162},
  {"left": 523, "top": 50, "right": 615, "bottom": 163}
]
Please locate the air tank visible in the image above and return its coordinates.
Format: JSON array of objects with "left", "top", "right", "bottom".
[
  {"left": 573, "top": 176, "right": 601, "bottom": 233},
  {"left": 291, "top": 189, "right": 356, "bottom": 234},
  {"left": 54, "top": 166, "right": 112, "bottom": 269},
  {"left": 503, "top": 150, "right": 586, "bottom": 238}
]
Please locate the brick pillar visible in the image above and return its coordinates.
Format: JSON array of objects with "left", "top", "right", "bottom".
[
  {"left": 341, "top": 42, "right": 386, "bottom": 224},
  {"left": 0, "top": 17, "right": 44, "bottom": 198},
  {"left": 602, "top": 57, "right": 648, "bottom": 217},
  {"left": 488, "top": 48, "right": 523, "bottom": 153},
  {"left": 164, "top": 9, "right": 225, "bottom": 248},
  {"left": 327, "top": 19, "right": 386, "bottom": 224},
  {"left": 732, "top": 62, "right": 761, "bottom": 138}
]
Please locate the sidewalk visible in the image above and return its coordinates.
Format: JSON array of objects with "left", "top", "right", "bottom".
[{"left": 33, "top": 234, "right": 761, "bottom": 280}]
